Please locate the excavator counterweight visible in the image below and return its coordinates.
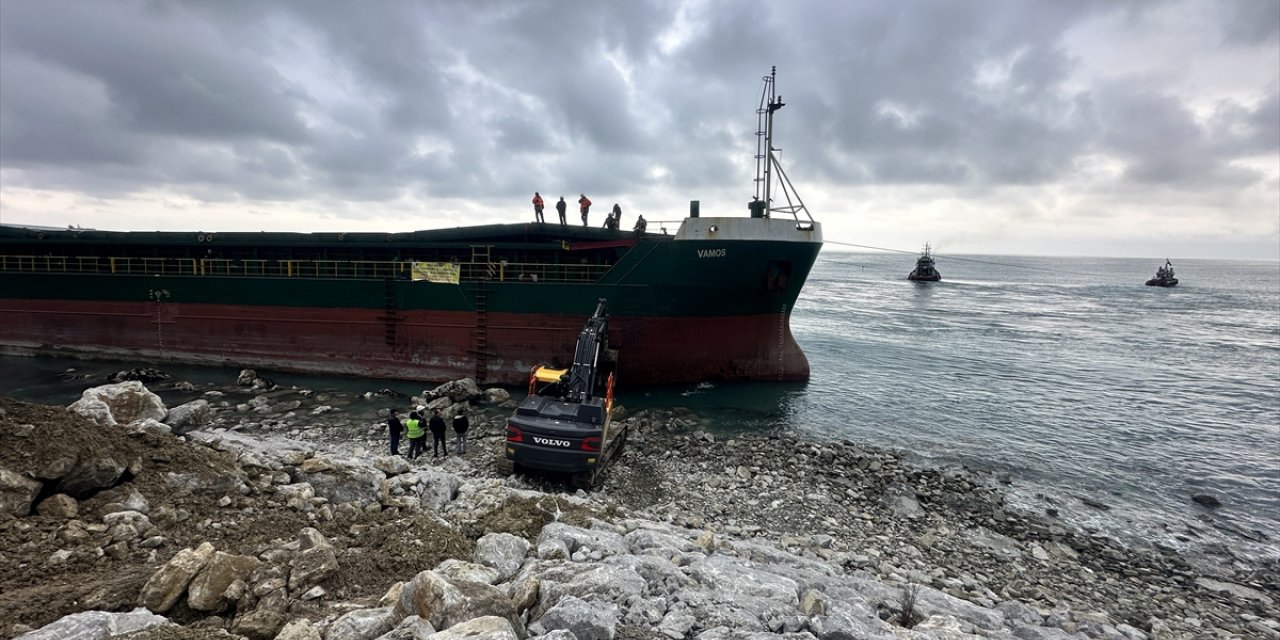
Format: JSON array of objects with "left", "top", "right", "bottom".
[{"left": 500, "top": 299, "right": 624, "bottom": 487}]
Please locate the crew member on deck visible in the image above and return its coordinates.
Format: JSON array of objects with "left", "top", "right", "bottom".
[
  {"left": 578, "top": 194, "right": 592, "bottom": 226},
  {"left": 633, "top": 214, "right": 647, "bottom": 236},
  {"left": 556, "top": 197, "right": 567, "bottom": 225},
  {"left": 612, "top": 202, "right": 622, "bottom": 227},
  {"left": 532, "top": 192, "right": 545, "bottom": 223}
]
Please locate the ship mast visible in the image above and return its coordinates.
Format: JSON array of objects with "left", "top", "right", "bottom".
[{"left": 753, "top": 66, "right": 813, "bottom": 222}]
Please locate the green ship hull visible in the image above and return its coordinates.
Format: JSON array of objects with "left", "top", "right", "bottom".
[{"left": 1, "top": 218, "right": 822, "bottom": 384}]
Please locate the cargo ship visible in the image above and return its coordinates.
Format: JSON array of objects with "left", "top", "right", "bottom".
[{"left": 0, "top": 68, "right": 823, "bottom": 385}]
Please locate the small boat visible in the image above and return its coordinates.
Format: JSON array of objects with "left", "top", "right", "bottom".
[
  {"left": 1146, "top": 259, "right": 1178, "bottom": 287},
  {"left": 908, "top": 243, "right": 941, "bottom": 281}
]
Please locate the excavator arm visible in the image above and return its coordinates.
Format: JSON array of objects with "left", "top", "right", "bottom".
[{"left": 565, "top": 298, "right": 609, "bottom": 403}]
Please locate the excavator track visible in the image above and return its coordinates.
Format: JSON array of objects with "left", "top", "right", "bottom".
[{"left": 571, "top": 422, "right": 629, "bottom": 489}]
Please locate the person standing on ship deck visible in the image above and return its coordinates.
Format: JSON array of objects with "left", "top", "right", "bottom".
[
  {"left": 532, "top": 192, "right": 545, "bottom": 223},
  {"left": 578, "top": 194, "right": 592, "bottom": 226},
  {"left": 387, "top": 408, "right": 404, "bottom": 456},
  {"left": 634, "top": 214, "right": 647, "bottom": 236},
  {"left": 405, "top": 411, "right": 426, "bottom": 460},
  {"left": 452, "top": 410, "right": 470, "bottom": 454},
  {"left": 429, "top": 409, "right": 448, "bottom": 458},
  {"left": 556, "top": 197, "right": 567, "bottom": 225},
  {"left": 611, "top": 203, "right": 622, "bottom": 228}
]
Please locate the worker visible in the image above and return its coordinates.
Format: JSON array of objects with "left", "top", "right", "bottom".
[
  {"left": 556, "top": 197, "right": 567, "bottom": 225},
  {"left": 452, "top": 410, "right": 470, "bottom": 454},
  {"left": 634, "top": 214, "right": 647, "bottom": 236},
  {"left": 612, "top": 203, "right": 622, "bottom": 227},
  {"left": 405, "top": 411, "right": 425, "bottom": 460},
  {"left": 578, "top": 194, "right": 592, "bottom": 226},
  {"left": 429, "top": 409, "right": 448, "bottom": 458},
  {"left": 387, "top": 408, "right": 404, "bottom": 456},
  {"left": 532, "top": 192, "right": 545, "bottom": 223}
]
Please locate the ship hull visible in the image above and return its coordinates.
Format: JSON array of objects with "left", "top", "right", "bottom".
[
  {"left": 1, "top": 218, "right": 821, "bottom": 385},
  {"left": 0, "top": 299, "right": 808, "bottom": 384}
]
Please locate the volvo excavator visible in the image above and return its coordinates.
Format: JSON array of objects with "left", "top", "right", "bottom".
[{"left": 498, "top": 298, "right": 625, "bottom": 487}]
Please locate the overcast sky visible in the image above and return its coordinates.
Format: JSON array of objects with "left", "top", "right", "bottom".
[{"left": 1, "top": 0, "right": 1277, "bottom": 259}]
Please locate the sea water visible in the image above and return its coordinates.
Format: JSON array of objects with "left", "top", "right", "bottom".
[{"left": 3, "top": 252, "right": 1277, "bottom": 559}]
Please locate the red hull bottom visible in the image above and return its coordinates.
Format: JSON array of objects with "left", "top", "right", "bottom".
[{"left": 1, "top": 300, "right": 810, "bottom": 385}]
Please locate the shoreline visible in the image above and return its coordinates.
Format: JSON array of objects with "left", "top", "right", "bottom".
[
  {"left": 1, "top": 378, "right": 1277, "bottom": 639},
  {"left": 1, "top": 352, "right": 1275, "bottom": 567}
]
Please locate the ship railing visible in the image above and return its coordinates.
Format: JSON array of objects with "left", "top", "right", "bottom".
[
  {"left": 456, "top": 261, "right": 607, "bottom": 283},
  {"left": 0, "top": 255, "right": 611, "bottom": 283}
]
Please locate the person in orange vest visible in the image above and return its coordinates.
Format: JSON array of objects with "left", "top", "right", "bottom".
[
  {"left": 578, "top": 194, "right": 592, "bottom": 226},
  {"left": 532, "top": 192, "right": 545, "bottom": 223}
]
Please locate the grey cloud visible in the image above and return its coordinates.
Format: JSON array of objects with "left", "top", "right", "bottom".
[
  {"left": 1, "top": 1, "right": 309, "bottom": 142},
  {"left": 1092, "top": 79, "right": 1270, "bottom": 186},
  {"left": 1217, "top": 0, "right": 1280, "bottom": 45},
  {"left": 0, "top": 53, "right": 143, "bottom": 167},
  {"left": 0, "top": 0, "right": 1274, "bottom": 237}
]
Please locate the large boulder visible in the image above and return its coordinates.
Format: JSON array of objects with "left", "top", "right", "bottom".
[
  {"left": 483, "top": 388, "right": 511, "bottom": 404},
  {"left": 231, "top": 609, "right": 286, "bottom": 640},
  {"left": 474, "top": 533, "right": 530, "bottom": 583},
  {"left": 535, "top": 523, "right": 628, "bottom": 561},
  {"left": 426, "top": 616, "right": 517, "bottom": 640},
  {"left": 69, "top": 381, "right": 167, "bottom": 426},
  {"left": 66, "top": 397, "right": 116, "bottom": 427},
  {"left": 324, "top": 607, "right": 394, "bottom": 640},
  {"left": 395, "top": 570, "right": 520, "bottom": 633},
  {"left": 187, "top": 551, "right": 261, "bottom": 612},
  {"left": 13, "top": 607, "right": 172, "bottom": 640},
  {"left": 289, "top": 537, "right": 340, "bottom": 586},
  {"left": 163, "top": 399, "right": 214, "bottom": 434},
  {"left": 36, "top": 493, "right": 79, "bottom": 519},
  {"left": 536, "top": 596, "right": 620, "bottom": 640},
  {"left": 139, "top": 542, "right": 216, "bottom": 613},
  {"left": 378, "top": 616, "right": 436, "bottom": 640},
  {"left": 425, "top": 378, "right": 483, "bottom": 403},
  {"left": 536, "top": 563, "right": 646, "bottom": 614},
  {"left": 275, "top": 619, "right": 322, "bottom": 640},
  {"left": 434, "top": 559, "right": 502, "bottom": 586},
  {"left": 291, "top": 455, "right": 384, "bottom": 505},
  {"left": 55, "top": 457, "right": 129, "bottom": 499},
  {"left": 0, "top": 467, "right": 42, "bottom": 517}
]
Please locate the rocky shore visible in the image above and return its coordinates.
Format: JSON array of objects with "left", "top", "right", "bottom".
[{"left": 0, "top": 375, "right": 1276, "bottom": 640}]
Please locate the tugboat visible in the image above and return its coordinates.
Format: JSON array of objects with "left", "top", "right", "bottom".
[
  {"left": 907, "top": 243, "right": 942, "bottom": 281},
  {"left": 1146, "top": 259, "right": 1178, "bottom": 287}
]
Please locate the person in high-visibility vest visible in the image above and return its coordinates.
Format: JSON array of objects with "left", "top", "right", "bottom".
[
  {"left": 404, "top": 411, "right": 426, "bottom": 460},
  {"left": 532, "top": 192, "right": 545, "bottom": 223}
]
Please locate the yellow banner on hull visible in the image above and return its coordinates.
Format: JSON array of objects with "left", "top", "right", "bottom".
[{"left": 411, "top": 262, "right": 461, "bottom": 284}]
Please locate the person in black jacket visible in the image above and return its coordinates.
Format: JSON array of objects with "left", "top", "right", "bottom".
[
  {"left": 386, "top": 409, "right": 404, "bottom": 456},
  {"left": 428, "top": 409, "right": 448, "bottom": 458},
  {"left": 452, "top": 410, "right": 470, "bottom": 454}
]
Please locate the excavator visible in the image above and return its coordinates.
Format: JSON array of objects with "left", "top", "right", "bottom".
[{"left": 498, "top": 298, "right": 625, "bottom": 487}]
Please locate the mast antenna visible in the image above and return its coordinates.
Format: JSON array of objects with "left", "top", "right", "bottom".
[{"left": 752, "top": 66, "right": 813, "bottom": 222}]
